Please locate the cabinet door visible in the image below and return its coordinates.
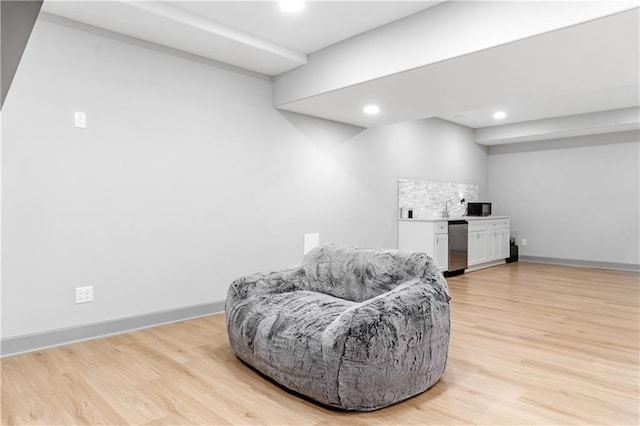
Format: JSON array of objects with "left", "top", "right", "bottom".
[
  {"left": 486, "top": 231, "right": 494, "bottom": 260},
  {"left": 434, "top": 234, "right": 449, "bottom": 272},
  {"left": 500, "top": 229, "right": 510, "bottom": 259},
  {"left": 468, "top": 231, "right": 478, "bottom": 266},
  {"left": 490, "top": 230, "right": 501, "bottom": 260},
  {"left": 476, "top": 231, "right": 488, "bottom": 263}
]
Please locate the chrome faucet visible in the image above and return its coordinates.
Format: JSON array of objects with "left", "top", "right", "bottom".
[{"left": 442, "top": 199, "right": 453, "bottom": 218}]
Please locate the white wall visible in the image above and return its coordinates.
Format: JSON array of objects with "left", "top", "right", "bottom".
[
  {"left": 488, "top": 131, "right": 640, "bottom": 267},
  {"left": 1, "top": 16, "right": 487, "bottom": 338}
]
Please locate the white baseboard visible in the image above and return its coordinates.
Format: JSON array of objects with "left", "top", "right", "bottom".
[
  {"left": 1, "top": 301, "right": 226, "bottom": 358},
  {"left": 465, "top": 259, "right": 506, "bottom": 272},
  {"left": 520, "top": 256, "right": 640, "bottom": 272}
]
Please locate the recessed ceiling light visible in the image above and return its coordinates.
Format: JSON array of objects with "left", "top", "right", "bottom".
[
  {"left": 453, "top": 114, "right": 465, "bottom": 119},
  {"left": 279, "top": 0, "right": 305, "bottom": 13},
  {"left": 363, "top": 105, "right": 380, "bottom": 115},
  {"left": 493, "top": 111, "right": 506, "bottom": 119}
]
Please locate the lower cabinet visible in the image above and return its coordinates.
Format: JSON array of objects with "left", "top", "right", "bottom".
[
  {"left": 399, "top": 217, "right": 510, "bottom": 273},
  {"left": 468, "top": 230, "right": 488, "bottom": 265},
  {"left": 398, "top": 220, "right": 448, "bottom": 272},
  {"left": 499, "top": 229, "right": 510, "bottom": 259},
  {"left": 434, "top": 233, "right": 449, "bottom": 271},
  {"left": 468, "top": 219, "right": 510, "bottom": 268}
]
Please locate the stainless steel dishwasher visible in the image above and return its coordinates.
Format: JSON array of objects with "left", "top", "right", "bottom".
[{"left": 448, "top": 220, "right": 468, "bottom": 273}]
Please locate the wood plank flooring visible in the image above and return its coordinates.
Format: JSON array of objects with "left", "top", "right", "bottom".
[{"left": 2, "top": 262, "right": 638, "bottom": 425}]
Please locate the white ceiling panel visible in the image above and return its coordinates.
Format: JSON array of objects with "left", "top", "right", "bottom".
[
  {"left": 41, "top": 1, "right": 308, "bottom": 75},
  {"left": 276, "top": 8, "right": 640, "bottom": 129},
  {"left": 173, "top": 1, "right": 442, "bottom": 53},
  {"left": 41, "top": 0, "right": 441, "bottom": 75}
]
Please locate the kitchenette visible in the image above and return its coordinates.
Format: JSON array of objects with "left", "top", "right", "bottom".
[
  {"left": 397, "top": 179, "right": 515, "bottom": 274},
  {"left": 399, "top": 215, "right": 511, "bottom": 274}
]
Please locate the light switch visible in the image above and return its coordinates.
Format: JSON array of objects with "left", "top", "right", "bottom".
[
  {"left": 74, "top": 111, "right": 86, "bottom": 128},
  {"left": 303, "top": 233, "right": 320, "bottom": 255}
]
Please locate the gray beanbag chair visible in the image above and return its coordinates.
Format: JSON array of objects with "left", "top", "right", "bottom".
[{"left": 225, "top": 244, "right": 451, "bottom": 411}]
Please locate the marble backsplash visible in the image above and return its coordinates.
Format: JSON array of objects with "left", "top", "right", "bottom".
[{"left": 398, "top": 179, "right": 480, "bottom": 219}]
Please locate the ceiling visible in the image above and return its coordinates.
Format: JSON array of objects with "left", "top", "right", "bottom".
[
  {"left": 277, "top": 7, "right": 640, "bottom": 128},
  {"left": 40, "top": 1, "right": 640, "bottom": 136},
  {"left": 41, "top": 1, "right": 442, "bottom": 75},
  {"left": 171, "top": 1, "right": 441, "bottom": 54}
]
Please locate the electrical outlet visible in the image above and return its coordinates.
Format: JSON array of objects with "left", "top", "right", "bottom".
[
  {"left": 303, "top": 233, "right": 320, "bottom": 255},
  {"left": 74, "top": 111, "right": 86, "bottom": 128},
  {"left": 75, "top": 286, "right": 93, "bottom": 304},
  {"left": 521, "top": 238, "right": 527, "bottom": 247}
]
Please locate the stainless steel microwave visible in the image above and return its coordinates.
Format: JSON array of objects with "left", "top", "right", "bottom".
[{"left": 467, "top": 202, "right": 492, "bottom": 216}]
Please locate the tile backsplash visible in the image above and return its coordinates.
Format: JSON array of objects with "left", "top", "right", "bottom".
[{"left": 398, "top": 178, "right": 480, "bottom": 219}]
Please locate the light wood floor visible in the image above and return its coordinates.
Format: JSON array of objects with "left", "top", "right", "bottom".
[{"left": 2, "top": 262, "right": 639, "bottom": 425}]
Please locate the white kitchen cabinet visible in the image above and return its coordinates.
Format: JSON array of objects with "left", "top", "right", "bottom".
[
  {"left": 489, "top": 230, "right": 500, "bottom": 260},
  {"left": 434, "top": 233, "right": 449, "bottom": 271},
  {"left": 467, "top": 218, "right": 510, "bottom": 268},
  {"left": 499, "top": 229, "right": 510, "bottom": 259},
  {"left": 468, "top": 230, "right": 488, "bottom": 266},
  {"left": 468, "top": 232, "right": 478, "bottom": 265},
  {"left": 399, "top": 216, "right": 509, "bottom": 273},
  {"left": 478, "top": 232, "right": 489, "bottom": 262},
  {"left": 398, "top": 220, "right": 448, "bottom": 272},
  {"left": 488, "top": 226, "right": 510, "bottom": 262}
]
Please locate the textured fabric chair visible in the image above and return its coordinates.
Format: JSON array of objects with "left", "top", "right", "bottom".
[{"left": 225, "top": 244, "right": 451, "bottom": 411}]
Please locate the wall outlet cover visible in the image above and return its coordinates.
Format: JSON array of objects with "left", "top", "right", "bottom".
[
  {"left": 75, "top": 286, "right": 93, "bottom": 304},
  {"left": 74, "top": 111, "right": 86, "bottom": 128},
  {"left": 303, "top": 233, "right": 320, "bottom": 255}
]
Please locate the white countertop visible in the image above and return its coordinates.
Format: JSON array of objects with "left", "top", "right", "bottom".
[{"left": 398, "top": 216, "right": 509, "bottom": 222}]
